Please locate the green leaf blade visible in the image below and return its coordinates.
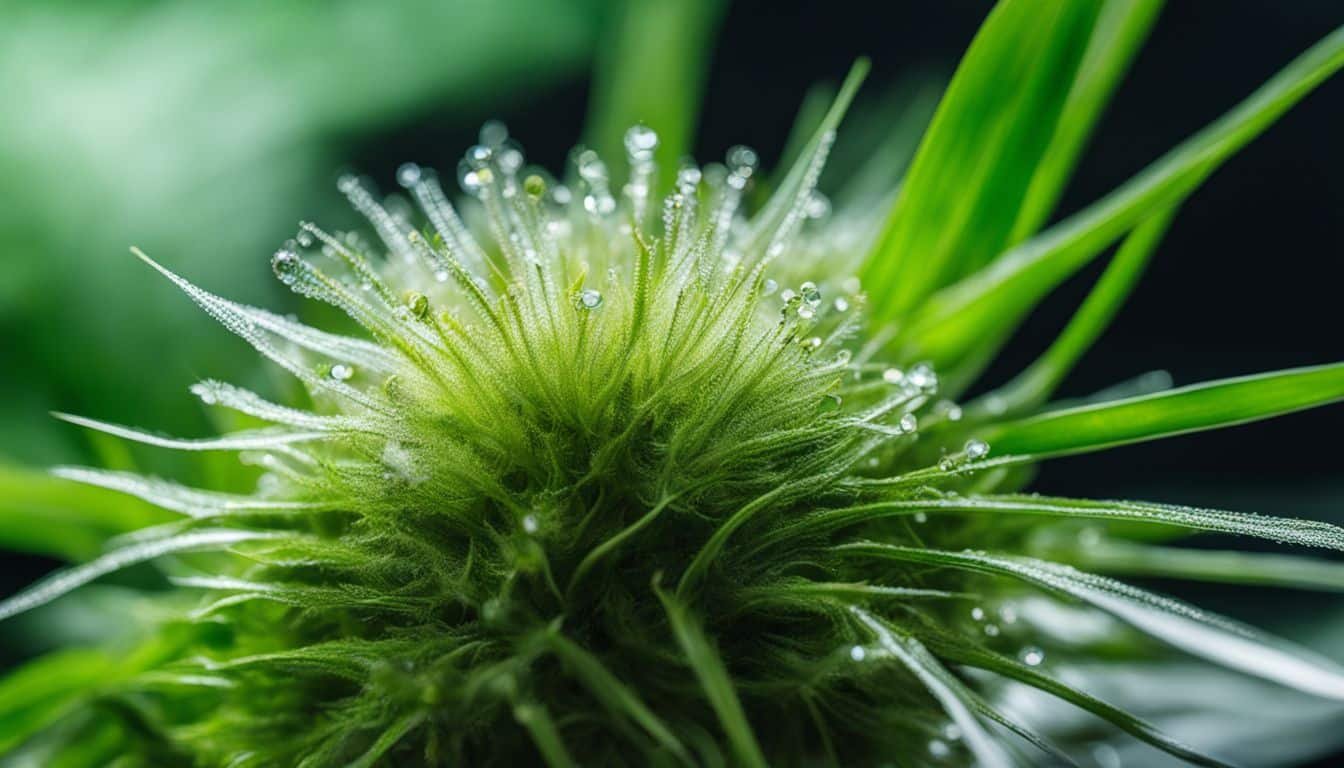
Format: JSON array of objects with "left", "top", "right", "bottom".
[
  {"left": 985, "top": 363, "right": 1344, "bottom": 458},
  {"left": 902, "top": 24, "right": 1344, "bottom": 369},
  {"left": 863, "top": 0, "right": 1104, "bottom": 319}
]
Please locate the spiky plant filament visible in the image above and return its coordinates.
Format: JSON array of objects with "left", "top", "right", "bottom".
[{"left": 10, "top": 92, "right": 1344, "bottom": 766}]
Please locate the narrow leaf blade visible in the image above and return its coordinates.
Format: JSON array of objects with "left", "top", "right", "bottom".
[
  {"left": 863, "top": 0, "right": 1102, "bottom": 318},
  {"left": 984, "top": 363, "right": 1344, "bottom": 458}
]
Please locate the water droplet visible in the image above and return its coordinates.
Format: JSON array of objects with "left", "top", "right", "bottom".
[
  {"left": 970, "top": 607, "right": 986, "bottom": 622},
  {"left": 396, "top": 162, "right": 422, "bottom": 187},
  {"left": 762, "top": 278, "right": 779, "bottom": 296},
  {"left": 467, "top": 144, "right": 493, "bottom": 165},
  {"left": 676, "top": 165, "right": 701, "bottom": 193},
  {"left": 799, "top": 281, "right": 822, "bottom": 308},
  {"left": 984, "top": 623, "right": 1001, "bottom": 637},
  {"left": 624, "top": 124, "right": 659, "bottom": 160},
  {"left": 898, "top": 413, "right": 918, "bottom": 433},
  {"left": 336, "top": 173, "right": 359, "bottom": 194},
  {"left": 964, "top": 439, "right": 989, "bottom": 460},
  {"left": 271, "top": 249, "right": 300, "bottom": 286},
  {"left": 329, "top": 364, "right": 354, "bottom": 381},
  {"left": 946, "top": 404, "right": 963, "bottom": 422},
  {"left": 998, "top": 605, "right": 1018, "bottom": 624},
  {"left": 459, "top": 166, "right": 486, "bottom": 197},
  {"left": 576, "top": 149, "right": 607, "bottom": 182},
  {"left": 524, "top": 174, "right": 547, "bottom": 199},
  {"left": 849, "top": 645, "right": 866, "bottom": 662},
  {"left": 803, "top": 337, "right": 822, "bottom": 350},
  {"left": 295, "top": 230, "right": 314, "bottom": 248},
  {"left": 834, "top": 350, "right": 852, "bottom": 365},
  {"left": 882, "top": 368, "right": 905, "bottom": 384},
  {"left": 498, "top": 146, "right": 524, "bottom": 175},
  {"left": 907, "top": 363, "right": 938, "bottom": 392},
  {"left": 913, "top": 511, "right": 928, "bottom": 524},
  {"left": 804, "top": 191, "right": 831, "bottom": 219},
  {"left": 434, "top": 269, "right": 450, "bottom": 283},
  {"left": 797, "top": 304, "right": 815, "bottom": 320},
  {"left": 928, "top": 739, "right": 951, "bottom": 759},
  {"left": 522, "top": 514, "right": 539, "bottom": 534},
  {"left": 1019, "top": 646, "right": 1045, "bottom": 667},
  {"left": 833, "top": 297, "right": 850, "bottom": 312},
  {"left": 779, "top": 288, "right": 797, "bottom": 304},
  {"left": 578, "top": 289, "right": 604, "bottom": 310},
  {"left": 725, "top": 145, "right": 759, "bottom": 175},
  {"left": 405, "top": 292, "right": 429, "bottom": 319},
  {"left": 942, "top": 724, "right": 962, "bottom": 742},
  {"left": 479, "top": 120, "right": 509, "bottom": 147}
]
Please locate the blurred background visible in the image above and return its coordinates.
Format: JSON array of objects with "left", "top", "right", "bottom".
[{"left": 1, "top": 0, "right": 1342, "bottom": 763}]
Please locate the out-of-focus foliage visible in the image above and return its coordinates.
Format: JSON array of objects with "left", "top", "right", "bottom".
[{"left": 0, "top": 0, "right": 601, "bottom": 470}]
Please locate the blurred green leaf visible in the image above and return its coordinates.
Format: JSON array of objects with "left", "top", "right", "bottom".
[
  {"left": 900, "top": 24, "right": 1344, "bottom": 369},
  {"left": 585, "top": 0, "right": 724, "bottom": 184},
  {"left": 0, "top": 0, "right": 601, "bottom": 469},
  {"left": 655, "top": 586, "right": 766, "bottom": 768},
  {"left": 862, "top": 0, "right": 1102, "bottom": 321},
  {"left": 985, "top": 363, "right": 1344, "bottom": 459},
  {"left": 0, "top": 648, "right": 113, "bottom": 754},
  {"left": 513, "top": 702, "right": 578, "bottom": 768},
  {"left": 0, "top": 463, "right": 168, "bottom": 562},
  {"left": 546, "top": 633, "right": 691, "bottom": 763}
]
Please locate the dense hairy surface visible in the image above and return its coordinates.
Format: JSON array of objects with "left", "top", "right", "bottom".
[{"left": 4, "top": 6, "right": 1344, "bottom": 767}]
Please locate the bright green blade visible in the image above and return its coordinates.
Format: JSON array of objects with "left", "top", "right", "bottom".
[
  {"left": 984, "top": 363, "right": 1344, "bottom": 459},
  {"left": 655, "top": 587, "right": 767, "bottom": 768},
  {"left": 862, "top": 0, "right": 1102, "bottom": 320},
  {"left": 1007, "top": 0, "right": 1164, "bottom": 243},
  {"left": 971, "top": 205, "right": 1175, "bottom": 418},
  {"left": 583, "top": 0, "right": 724, "bottom": 184},
  {"left": 0, "top": 463, "right": 168, "bottom": 562},
  {"left": 0, "top": 648, "right": 114, "bottom": 754},
  {"left": 901, "top": 24, "right": 1344, "bottom": 369}
]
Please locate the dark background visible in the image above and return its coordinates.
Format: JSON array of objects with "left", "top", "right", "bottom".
[{"left": 3, "top": 1, "right": 1342, "bottom": 764}]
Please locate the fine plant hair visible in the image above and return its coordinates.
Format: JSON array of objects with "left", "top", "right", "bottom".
[{"left": 4, "top": 5, "right": 1344, "bottom": 767}]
